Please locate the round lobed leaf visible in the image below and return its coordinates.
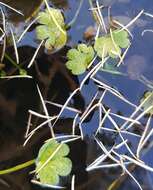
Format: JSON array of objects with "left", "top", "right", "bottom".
[
  {"left": 36, "top": 140, "right": 72, "bottom": 186},
  {"left": 36, "top": 8, "right": 67, "bottom": 51},
  {"left": 66, "top": 44, "right": 94, "bottom": 75}
]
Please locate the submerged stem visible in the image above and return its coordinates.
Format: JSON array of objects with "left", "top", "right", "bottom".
[
  {"left": 0, "top": 159, "right": 35, "bottom": 175},
  {"left": 4, "top": 53, "right": 21, "bottom": 70}
]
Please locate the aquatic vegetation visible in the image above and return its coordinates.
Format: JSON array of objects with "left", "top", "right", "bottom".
[
  {"left": 36, "top": 8, "right": 67, "bottom": 51},
  {"left": 36, "top": 140, "right": 72, "bottom": 185},
  {"left": 65, "top": 29, "right": 130, "bottom": 75},
  {"left": 1, "top": 0, "right": 153, "bottom": 190},
  {"left": 66, "top": 44, "right": 94, "bottom": 75},
  {"left": 94, "top": 29, "right": 130, "bottom": 58}
]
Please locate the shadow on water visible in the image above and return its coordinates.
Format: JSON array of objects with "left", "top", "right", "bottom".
[{"left": 0, "top": 0, "right": 153, "bottom": 190}]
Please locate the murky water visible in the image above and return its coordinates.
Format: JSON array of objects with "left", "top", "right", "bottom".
[{"left": 0, "top": 0, "right": 153, "bottom": 189}]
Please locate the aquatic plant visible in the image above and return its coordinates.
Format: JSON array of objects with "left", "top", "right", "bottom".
[
  {"left": 36, "top": 7, "right": 67, "bottom": 51},
  {"left": 66, "top": 44, "right": 94, "bottom": 75},
  {"left": 36, "top": 139, "right": 72, "bottom": 185},
  {"left": 0, "top": 139, "right": 72, "bottom": 187},
  {"left": 1, "top": 1, "right": 153, "bottom": 190},
  {"left": 94, "top": 29, "right": 130, "bottom": 59}
]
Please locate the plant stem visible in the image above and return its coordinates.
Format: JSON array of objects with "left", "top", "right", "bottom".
[
  {"left": 4, "top": 53, "right": 21, "bottom": 70},
  {"left": 0, "top": 159, "right": 35, "bottom": 175}
]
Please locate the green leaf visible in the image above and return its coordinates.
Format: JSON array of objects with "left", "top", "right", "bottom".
[
  {"left": 38, "top": 8, "right": 65, "bottom": 27},
  {"left": 67, "top": 49, "right": 79, "bottom": 60},
  {"left": 94, "top": 37, "right": 121, "bottom": 58},
  {"left": 54, "top": 31, "right": 67, "bottom": 50},
  {"left": 66, "top": 44, "right": 94, "bottom": 75},
  {"left": 36, "top": 140, "right": 72, "bottom": 186},
  {"left": 36, "top": 8, "right": 67, "bottom": 51},
  {"left": 78, "top": 44, "right": 95, "bottom": 63},
  {"left": 36, "top": 25, "right": 52, "bottom": 40},
  {"left": 140, "top": 91, "right": 153, "bottom": 115},
  {"left": 94, "top": 29, "right": 130, "bottom": 59},
  {"left": 37, "top": 165, "right": 59, "bottom": 185},
  {"left": 66, "top": 58, "right": 87, "bottom": 75},
  {"left": 113, "top": 30, "right": 130, "bottom": 49},
  {"left": 37, "top": 12, "right": 51, "bottom": 26},
  {"left": 51, "top": 157, "right": 72, "bottom": 176}
]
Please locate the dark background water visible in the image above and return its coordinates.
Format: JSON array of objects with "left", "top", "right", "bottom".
[{"left": 0, "top": 0, "right": 153, "bottom": 189}]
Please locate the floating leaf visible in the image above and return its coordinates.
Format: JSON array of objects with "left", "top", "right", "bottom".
[
  {"left": 94, "top": 37, "right": 121, "bottom": 58},
  {"left": 94, "top": 29, "right": 130, "bottom": 59},
  {"left": 36, "top": 8, "right": 67, "bottom": 51},
  {"left": 140, "top": 91, "right": 153, "bottom": 115},
  {"left": 36, "top": 140, "right": 72, "bottom": 186},
  {"left": 38, "top": 8, "right": 65, "bottom": 27},
  {"left": 36, "top": 25, "right": 53, "bottom": 41},
  {"left": 113, "top": 29, "right": 130, "bottom": 49},
  {"left": 66, "top": 44, "right": 94, "bottom": 75}
]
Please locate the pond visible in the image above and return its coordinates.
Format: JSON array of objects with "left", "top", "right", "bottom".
[{"left": 0, "top": 0, "right": 153, "bottom": 190}]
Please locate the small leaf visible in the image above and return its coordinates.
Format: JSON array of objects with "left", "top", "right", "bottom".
[
  {"left": 51, "top": 157, "right": 72, "bottom": 176},
  {"left": 36, "top": 8, "right": 67, "bottom": 51},
  {"left": 36, "top": 25, "right": 52, "bottom": 40},
  {"left": 66, "top": 44, "right": 94, "bottom": 75},
  {"left": 78, "top": 44, "right": 95, "bottom": 63},
  {"left": 38, "top": 8, "right": 65, "bottom": 27},
  {"left": 94, "top": 36, "right": 121, "bottom": 58},
  {"left": 36, "top": 140, "right": 72, "bottom": 186},
  {"left": 67, "top": 49, "right": 79, "bottom": 60},
  {"left": 113, "top": 30, "right": 130, "bottom": 48},
  {"left": 37, "top": 12, "right": 51, "bottom": 25},
  {"left": 66, "top": 58, "right": 87, "bottom": 75},
  {"left": 37, "top": 165, "right": 59, "bottom": 185},
  {"left": 94, "top": 29, "right": 130, "bottom": 59},
  {"left": 54, "top": 31, "right": 67, "bottom": 50}
]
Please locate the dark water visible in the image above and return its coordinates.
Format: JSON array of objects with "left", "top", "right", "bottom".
[{"left": 0, "top": 0, "right": 153, "bottom": 189}]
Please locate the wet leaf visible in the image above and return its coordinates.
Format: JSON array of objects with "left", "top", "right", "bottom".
[
  {"left": 94, "top": 29, "right": 130, "bottom": 58},
  {"left": 66, "top": 44, "right": 94, "bottom": 75},
  {"left": 36, "top": 140, "right": 72, "bottom": 185},
  {"left": 36, "top": 8, "right": 67, "bottom": 51},
  {"left": 38, "top": 8, "right": 65, "bottom": 27},
  {"left": 113, "top": 29, "right": 130, "bottom": 48},
  {"left": 94, "top": 36, "right": 121, "bottom": 58}
]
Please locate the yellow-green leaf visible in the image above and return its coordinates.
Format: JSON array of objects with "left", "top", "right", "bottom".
[{"left": 36, "top": 140, "right": 72, "bottom": 186}]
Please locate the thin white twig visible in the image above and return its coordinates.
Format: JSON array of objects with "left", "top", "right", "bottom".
[
  {"left": 28, "top": 40, "right": 44, "bottom": 68},
  {"left": 0, "top": 2, "right": 24, "bottom": 15}
]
